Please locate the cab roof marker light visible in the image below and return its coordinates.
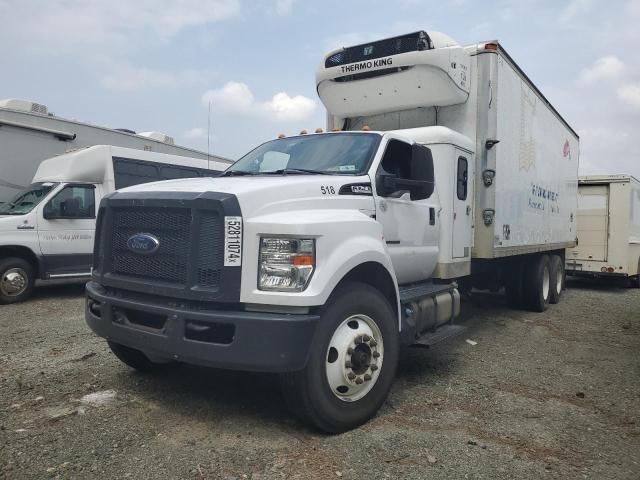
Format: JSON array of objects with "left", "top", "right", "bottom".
[
  {"left": 315, "top": 128, "right": 324, "bottom": 133},
  {"left": 331, "top": 128, "right": 341, "bottom": 132},
  {"left": 362, "top": 125, "right": 371, "bottom": 131},
  {"left": 277, "top": 133, "right": 286, "bottom": 138},
  {"left": 300, "top": 129, "right": 308, "bottom": 135}
]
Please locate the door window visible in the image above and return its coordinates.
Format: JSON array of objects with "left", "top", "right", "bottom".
[
  {"left": 456, "top": 157, "right": 468, "bottom": 201},
  {"left": 44, "top": 185, "right": 96, "bottom": 219},
  {"left": 378, "top": 139, "right": 412, "bottom": 179}
]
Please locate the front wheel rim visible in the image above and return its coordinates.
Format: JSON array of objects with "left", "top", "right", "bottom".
[
  {"left": 1, "top": 267, "right": 29, "bottom": 297},
  {"left": 325, "top": 314, "right": 384, "bottom": 402}
]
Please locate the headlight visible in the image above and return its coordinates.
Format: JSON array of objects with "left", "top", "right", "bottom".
[{"left": 259, "top": 238, "right": 315, "bottom": 291}]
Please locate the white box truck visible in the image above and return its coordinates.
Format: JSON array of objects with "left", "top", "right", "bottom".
[
  {"left": 0, "top": 145, "right": 228, "bottom": 303},
  {"left": 85, "top": 31, "right": 579, "bottom": 432},
  {"left": 566, "top": 175, "right": 640, "bottom": 286}
]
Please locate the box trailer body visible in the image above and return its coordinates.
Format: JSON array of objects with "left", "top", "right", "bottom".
[
  {"left": 0, "top": 98, "right": 232, "bottom": 203},
  {"left": 320, "top": 35, "right": 579, "bottom": 278},
  {"left": 0, "top": 145, "right": 228, "bottom": 303},
  {"left": 83, "top": 31, "right": 579, "bottom": 433},
  {"left": 566, "top": 175, "right": 640, "bottom": 283}
]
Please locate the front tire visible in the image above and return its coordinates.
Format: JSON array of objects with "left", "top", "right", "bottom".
[
  {"left": 0, "top": 257, "right": 35, "bottom": 304},
  {"left": 280, "top": 282, "right": 399, "bottom": 433}
]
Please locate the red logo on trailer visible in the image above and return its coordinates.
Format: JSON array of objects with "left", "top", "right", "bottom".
[{"left": 563, "top": 140, "right": 571, "bottom": 159}]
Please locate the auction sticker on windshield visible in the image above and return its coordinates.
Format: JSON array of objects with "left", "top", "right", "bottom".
[{"left": 224, "top": 216, "right": 243, "bottom": 266}]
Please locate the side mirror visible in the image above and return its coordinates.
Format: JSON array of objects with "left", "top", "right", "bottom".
[{"left": 43, "top": 203, "right": 56, "bottom": 219}]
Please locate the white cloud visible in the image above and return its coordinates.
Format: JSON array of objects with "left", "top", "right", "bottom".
[
  {"left": 184, "top": 127, "right": 207, "bottom": 139},
  {"left": 559, "top": 0, "right": 594, "bottom": 24},
  {"left": 275, "top": 0, "right": 296, "bottom": 16},
  {"left": 1, "top": 0, "right": 240, "bottom": 52},
  {"left": 579, "top": 56, "right": 625, "bottom": 85},
  {"left": 202, "top": 82, "right": 316, "bottom": 121},
  {"left": 618, "top": 83, "right": 640, "bottom": 109},
  {"left": 202, "top": 82, "right": 255, "bottom": 113}
]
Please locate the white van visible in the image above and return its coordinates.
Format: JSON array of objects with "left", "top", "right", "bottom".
[{"left": 0, "top": 145, "right": 229, "bottom": 303}]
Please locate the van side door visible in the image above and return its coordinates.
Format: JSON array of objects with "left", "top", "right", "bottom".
[{"left": 37, "top": 183, "right": 98, "bottom": 277}]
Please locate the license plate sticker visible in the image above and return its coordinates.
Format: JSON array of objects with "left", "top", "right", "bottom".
[{"left": 224, "top": 216, "right": 242, "bottom": 267}]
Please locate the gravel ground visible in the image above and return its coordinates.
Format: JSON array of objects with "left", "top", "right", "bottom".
[{"left": 1, "top": 279, "right": 639, "bottom": 479}]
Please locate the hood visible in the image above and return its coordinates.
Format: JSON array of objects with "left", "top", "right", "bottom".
[{"left": 118, "top": 175, "right": 376, "bottom": 218}]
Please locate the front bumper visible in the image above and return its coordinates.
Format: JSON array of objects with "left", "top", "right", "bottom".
[{"left": 85, "top": 281, "right": 320, "bottom": 372}]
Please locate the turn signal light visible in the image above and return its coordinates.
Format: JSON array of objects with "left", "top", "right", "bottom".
[
  {"left": 292, "top": 255, "right": 314, "bottom": 266},
  {"left": 607, "top": 267, "right": 614, "bottom": 273}
]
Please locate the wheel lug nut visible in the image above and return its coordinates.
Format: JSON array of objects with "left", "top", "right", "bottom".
[
  {"left": 372, "top": 351, "right": 380, "bottom": 358},
  {"left": 370, "top": 364, "right": 378, "bottom": 371},
  {"left": 345, "top": 361, "right": 352, "bottom": 368},
  {"left": 364, "top": 374, "right": 372, "bottom": 381},
  {"left": 369, "top": 340, "right": 377, "bottom": 347},
  {"left": 355, "top": 377, "right": 364, "bottom": 385},
  {"left": 362, "top": 334, "right": 371, "bottom": 342},
  {"left": 347, "top": 372, "right": 356, "bottom": 380},
  {"left": 347, "top": 347, "right": 353, "bottom": 354}
]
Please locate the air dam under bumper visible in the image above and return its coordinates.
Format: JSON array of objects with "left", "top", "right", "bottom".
[{"left": 85, "top": 282, "right": 320, "bottom": 372}]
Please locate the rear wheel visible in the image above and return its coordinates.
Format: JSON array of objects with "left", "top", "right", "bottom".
[
  {"left": 524, "top": 255, "right": 551, "bottom": 312},
  {"left": 280, "top": 282, "right": 399, "bottom": 433},
  {"left": 107, "top": 341, "right": 171, "bottom": 373},
  {"left": 549, "top": 255, "right": 564, "bottom": 304},
  {"left": 0, "top": 257, "right": 35, "bottom": 304}
]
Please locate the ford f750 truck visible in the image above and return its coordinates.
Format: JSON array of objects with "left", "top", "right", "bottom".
[{"left": 85, "top": 31, "right": 579, "bottom": 432}]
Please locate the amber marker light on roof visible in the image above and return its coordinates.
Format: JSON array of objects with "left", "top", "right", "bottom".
[
  {"left": 315, "top": 128, "right": 324, "bottom": 133},
  {"left": 277, "top": 133, "right": 286, "bottom": 138},
  {"left": 300, "top": 129, "right": 308, "bottom": 135},
  {"left": 362, "top": 125, "right": 371, "bottom": 131}
]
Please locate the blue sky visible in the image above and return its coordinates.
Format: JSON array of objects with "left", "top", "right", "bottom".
[{"left": 2, "top": 0, "right": 638, "bottom": 177}]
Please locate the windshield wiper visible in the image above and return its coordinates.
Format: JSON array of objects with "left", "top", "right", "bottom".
[
  {"left": 262, "top": 168, "right": 334, "bottom": 175},
  {"left": 220, "top": 170, "right": 257, "bottom": 177}
]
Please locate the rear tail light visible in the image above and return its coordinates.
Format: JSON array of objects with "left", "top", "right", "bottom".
[
  {"left": 483, "top": 43, "right": 498, "bottom": 51},
  {"left": 607, "top": 267, "right": 614, "bottom": 273}
]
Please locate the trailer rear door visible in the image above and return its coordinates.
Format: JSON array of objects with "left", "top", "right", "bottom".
[{"left": 574, "top": 185, "right": 609, "bottom": 261}]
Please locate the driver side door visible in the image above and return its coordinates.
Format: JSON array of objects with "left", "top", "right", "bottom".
[
  {"left": 373, "top": 138, "right": 440, "bottom": 284},
  {"left": 37, "top": 183, "right": 98, "bottom": 277}
]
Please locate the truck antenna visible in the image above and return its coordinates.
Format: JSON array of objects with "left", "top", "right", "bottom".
[{"left": 207, "top": 101, "right": 212, "bottom": 170}]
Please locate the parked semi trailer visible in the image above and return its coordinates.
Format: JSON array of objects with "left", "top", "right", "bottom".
[
  {"left": 0, "top": 146, "right": 228, "bottom": 303},
  {"left": 85, "top": 31, "right": 579, "bottom": 432},
  {"left": 0, "top": 98, "right": 231, "bottom": 203},
  {"left": 566, "top": 175, "right": 640, "bottom": 286}
]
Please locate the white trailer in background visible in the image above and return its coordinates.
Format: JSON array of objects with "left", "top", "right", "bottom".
[
  {"left": 0, "top": 145, "right": 229, "bottom": 304},
  {"left": 566, "top": 175, "right": 640, "bottom": 286},
  {"left": 0, "top": 98, "right": 231, "bottom": 203}
]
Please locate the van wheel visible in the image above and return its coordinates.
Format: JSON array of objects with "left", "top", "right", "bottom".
[
  {"left": 279, "top": 282, "right": 399, "bottom": 433},
  {"left": 107, "top": 341, "right": 170, "bottom": 373},
  {"left": 0, "top": 257, "right": 35, "bottom": 304},
  {"left": 549, "top": 255, "right": 564, "bottom": 304},
  {"left": 524, "top": 255, "right": 551, "bottom": 312}
]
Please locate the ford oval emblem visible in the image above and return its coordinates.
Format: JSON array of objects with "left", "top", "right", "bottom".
[{"left": 127, "top": 233, "right": 160, "bottom": 255}]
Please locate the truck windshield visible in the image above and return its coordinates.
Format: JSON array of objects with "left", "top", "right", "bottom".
[
  {"left": 0, "top": 182, "right": 58, "bottom": 215},
  {"left": 224, "top": 133, "right": 381, "bottom": 176}
]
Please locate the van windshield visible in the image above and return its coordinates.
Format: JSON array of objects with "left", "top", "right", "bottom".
[
  {"left": 224, "top": 133, "right": 381, "bottom": 176},
  {"left": 0, "top": 182, "right": 58, "bottom": 215}
]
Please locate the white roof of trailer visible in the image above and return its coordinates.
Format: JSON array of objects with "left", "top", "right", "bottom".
[{"left": 32, "top": 145, "right": 227, "bottom": 184}]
